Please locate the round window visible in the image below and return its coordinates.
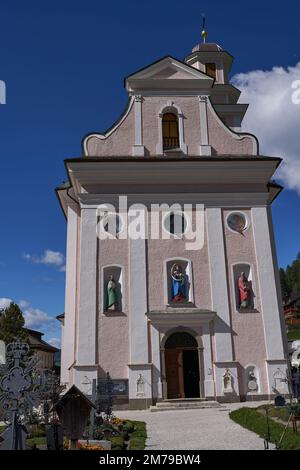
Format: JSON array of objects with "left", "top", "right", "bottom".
[
  {"left": 227, "top": 212, "right": 247, "bottom": 233},
  {"left": 164, "top": 212, "right": 187, "bottom": 236}
]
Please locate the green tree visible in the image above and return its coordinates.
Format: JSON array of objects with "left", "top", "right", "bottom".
[
  {"left": 0, "top": 302, "right": 28, "bottom": 344},
  {"left": 279, "top": 268, "right": 290, "bottom": 300}
]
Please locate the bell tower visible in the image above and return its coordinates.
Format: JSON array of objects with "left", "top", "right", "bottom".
[{"left": 184, "top": 19, "right": 247, "bottom": 131}]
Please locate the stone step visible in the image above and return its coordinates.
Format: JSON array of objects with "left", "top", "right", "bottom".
[{"left": 150, "top": 400, "right": 221, "bottom": 412}]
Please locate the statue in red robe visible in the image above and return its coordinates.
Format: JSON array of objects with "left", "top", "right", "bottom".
[{"left": 238, "top": 272, "right": 252, "bottom": 308}]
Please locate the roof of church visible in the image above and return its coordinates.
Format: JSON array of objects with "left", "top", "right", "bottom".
[
  {"left": 192, "top": 43, "right": 223, "bottom": 52},
  {"left": 64, "top": 155, "right": 281, "bottom": 164}
]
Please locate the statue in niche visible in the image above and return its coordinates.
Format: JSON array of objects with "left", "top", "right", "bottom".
[
  {"left": 247, "top": 368, "right": 258, "bottom": 392},
  {"left": 136, "top": 374, "right": 145, "bottom": 397},
  {"left": 223, "top": 369, "right": 233, "bottom": 394},
  {"left": 238, "top": 272, "right": 252, "bottom": 308},
  {"left": 106, "top": 274, "right": 118, "bottom": 311},
  {"left": 171, "top": 263, "right": 186, "bottom": 302}
]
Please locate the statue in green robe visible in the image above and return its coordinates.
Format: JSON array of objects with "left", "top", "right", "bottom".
[{"left": 106, "top": 275, "right": 118, "bottom": 311}]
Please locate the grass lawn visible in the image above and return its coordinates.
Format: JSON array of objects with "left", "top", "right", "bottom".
[
  {"left": 256, "top": 404, "right": 290, "bottom": 422},
  {"left": 127, "top": 421, "right": 147, "bottom": 450},
  {"left": 287, "top": 329, "right": 300, "bottom": 341},
  {"left": 111, "top": 420, "right": 147, "bottom": 450},
  {"left": 230, "top": 407, "right": 300, "bottom": 450}
]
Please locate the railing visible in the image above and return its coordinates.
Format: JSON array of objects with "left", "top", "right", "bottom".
[{"left": 163, "top": 137, "right": 179, "bottom": 150}]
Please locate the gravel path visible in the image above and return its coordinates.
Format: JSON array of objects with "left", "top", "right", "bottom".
[{"left": 118, "top": 401, "right": 273, "bottom": 450}]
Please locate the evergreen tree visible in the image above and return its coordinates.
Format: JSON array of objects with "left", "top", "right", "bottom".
[
  {"left": 279, "top": 268, "right": 290, "bottom": 301},
  {"left": 0, "top": 302, "right": 28, "bottom": 344},
  {"left": 279, "top": 252, "right": 300, "bottom": 299}
]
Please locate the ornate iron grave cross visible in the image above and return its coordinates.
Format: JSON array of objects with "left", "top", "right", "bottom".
[{"left": 0, "top": 339, "right": 58, "bottom": 449}]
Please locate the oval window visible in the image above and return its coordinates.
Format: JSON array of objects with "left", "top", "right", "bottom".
[
  {"left": 227, "top": 212, "right": 247, "bottom": 233},
  {"left": 164, "top": 212, "right": 187, "bottom": 236},
  {"left": 102, "top": 213, "right": 122, "bottom": 235}
]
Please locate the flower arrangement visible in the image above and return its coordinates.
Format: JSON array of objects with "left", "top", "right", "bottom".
[
  {"left": 110, "top": 417, "right": 125, "bottom": 426},
  {"left": 63, "top": 439, "right": 105, "bottom": 450},
  {"left": 77, "top": 442, "right": 105, "bottom": 451}
]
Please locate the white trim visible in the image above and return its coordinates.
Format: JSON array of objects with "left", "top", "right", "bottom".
[
  {"left": 128, "top": 208, "right": 148, "bottom": 364},
  {"left": 151, "top": 324, "right": 162, "bottom": 399},
  {"left": 60, "top": 204, "right": 78, "bottom": 384},
  {"left": 132, "top": 95, "right": 145, "bottom": 156},
  {"left": 79, "top": 193, "right": 271, "bottom": 208},
  {"left": 76, "top": 208, "right": 98, "bottom": 366},
  {"left": 202, "top": 323, "right": 215, "bottom": 397},
  {"left": 252, "top": 207, "right": 285, "bottom": 360},
  {"left": 198, "top": 95, "right": 211, "bottom": 156},
  {"left": 83, "top": 96, "right": 135, "bottom": 156},
  {"left": 206, "top": 208, "right": 233, "bottom": 362}
]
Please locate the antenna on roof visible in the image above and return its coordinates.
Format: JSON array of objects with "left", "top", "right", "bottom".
[{"left": 201, "top": 13, "right": 208, "bottom": 43}]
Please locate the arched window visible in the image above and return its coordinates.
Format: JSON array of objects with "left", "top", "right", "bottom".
[{"left": 162, "top": 113, "right": 179, "bottom": 150}]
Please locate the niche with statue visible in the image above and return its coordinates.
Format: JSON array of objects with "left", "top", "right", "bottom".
[
  {"left": 103, "top": 266, "right": 123, "bottom": 313},
  {"left": 166, "top": 259, "right": 193, "bottom": 305},
  {"left": 232, "top": 263, "right": 256, "bottom": 311}
]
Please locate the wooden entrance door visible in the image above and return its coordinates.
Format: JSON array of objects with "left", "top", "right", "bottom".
[{"left": 165, "top": 348, "right": 185, "bottom": 398}]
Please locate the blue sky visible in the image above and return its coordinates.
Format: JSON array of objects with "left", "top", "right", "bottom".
[{"left": 0, "top": 0, "right": 299, "bottom": 346}]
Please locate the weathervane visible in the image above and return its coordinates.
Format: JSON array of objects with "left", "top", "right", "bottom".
[{"left": 201, "top": 14, "right": 208, "bottom": 43}]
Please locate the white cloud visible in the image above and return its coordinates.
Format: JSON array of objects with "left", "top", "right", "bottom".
[
  {"left": 22, "top": 249, "right": 65, "bottom": 270},
  {"left": 19, "top": 299, "right": 30, "bottom": 309},
  {"left": 47, "top": 337, "right": 61, "bottom": 349},
  {"left": 23, "top": 307, "right": 54, "bottom": 329},
  {"left": 0, "top": 298, "right": 12, "bottom": 309},
  {"left": 232, "top": 62, "right": 300, "bottom": 194},
  {"left": 41, "top": 250, "right": 64, "bottom": 266}
]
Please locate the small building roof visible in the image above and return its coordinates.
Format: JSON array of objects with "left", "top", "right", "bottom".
[
  {"left": 25, "top": 328, "right": 60, "bottom": 353},
  {"left": 192, "top": 42, "right": 223, "bottom": 52}
]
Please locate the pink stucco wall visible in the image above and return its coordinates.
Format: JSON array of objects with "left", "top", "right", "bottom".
[
  {"left": 84, "top": 94, "right": 257, "bottom": 158},
  {"left": 97, "top": 238, "right": 129, "bottom": 378},
  {"left": 147, "top": 212, "right": 211, "bottom": 310},
  {"left": 142, "top": 96, "right": 201, "bottom": 156},
  {"left": 85, "top": 99, "right": 135, "bottom": 156},
  {"left": 208, "top": 108, "right": 256, "bottom": 155},
  {"left": 222, "top": 209, "right": 268, "bottom": 394}
]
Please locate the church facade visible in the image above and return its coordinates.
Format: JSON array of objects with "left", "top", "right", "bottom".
[{"left": 57, "top": 38, "right": 289, "bottom": 408}]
